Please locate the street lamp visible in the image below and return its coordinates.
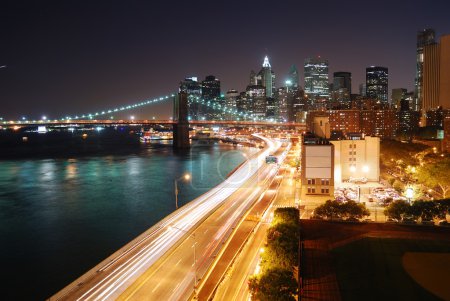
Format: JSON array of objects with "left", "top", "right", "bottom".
[
  {"left": 175, "top": 173, "right": 191, "bottom": 209},
  {"left": 168, "top": 225, "right": 197, "bottom": 299},
  {"left": 405, "top": 187, "right": 414, "bottom": 204}
]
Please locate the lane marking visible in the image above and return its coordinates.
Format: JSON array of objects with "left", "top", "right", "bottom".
[{"left": 151, "top": 282, "right": 161, "bottom": 293}]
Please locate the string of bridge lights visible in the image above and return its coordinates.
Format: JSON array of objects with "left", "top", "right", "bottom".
[{"left": 2, "top": 93, "right": 277, "bottom": 124}]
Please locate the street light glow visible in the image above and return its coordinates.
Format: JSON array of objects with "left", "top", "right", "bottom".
[{"left": 405, "top": 187, "right": 414, "bottom": 199}]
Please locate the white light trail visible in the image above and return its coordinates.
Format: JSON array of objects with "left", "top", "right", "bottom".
[{"left": 70, "top": 135, "right": 280, "bottom": 301}]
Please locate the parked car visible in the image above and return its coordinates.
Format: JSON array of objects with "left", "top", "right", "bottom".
[
  {"left": 401, "top": 216, "right": 417, "bottom": 224},
  {"left": 421, "top": 219, "right": 435, "bottom": 226},
  {"left": 345, "top": 217, "right": 360, "bottom": 223},
  {"left": 438, "top": 220, "right": 449, "bottom": 226},
  {"left": 386, "top": 218, "right": 398, "bottom": 223}
]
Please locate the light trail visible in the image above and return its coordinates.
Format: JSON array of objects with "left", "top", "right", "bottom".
[{"left": 61, "top": 135, "right": 280, "bottom": 301}]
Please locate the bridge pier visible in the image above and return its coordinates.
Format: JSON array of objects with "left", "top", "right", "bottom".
[{"left": 173, "top": 92, "right": 190, "bottom": 149}]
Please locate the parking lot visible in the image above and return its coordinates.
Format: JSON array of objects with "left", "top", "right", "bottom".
[{"left": 335, "top": 181, "right": 388, "bottom": 222}]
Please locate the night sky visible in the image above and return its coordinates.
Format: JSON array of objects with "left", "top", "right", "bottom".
[{"left": 1, "top": 0, "right": 450, "bottom": 120}]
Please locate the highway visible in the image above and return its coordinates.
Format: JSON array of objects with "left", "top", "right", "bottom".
[
  {"left": 50, "top": 134, "right": 282, "bottom": 301},
  {"left": 212, "top": 145, "right": 299, "bottom": 301}
]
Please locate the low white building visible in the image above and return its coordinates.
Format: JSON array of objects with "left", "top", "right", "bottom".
[{"left": 330, "top": 135, "right": 380, "bottom": 185}]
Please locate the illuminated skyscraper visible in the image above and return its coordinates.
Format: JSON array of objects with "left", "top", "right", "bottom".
[
  {"left": 366, "top": 66, "right": 388, "bottom": 103},
  {"left": 423, "top": 42, "right": 441, "bottom": 111},
  {"left": 254, "top": 55, "right": 275, "bottom": 98},
  {"left": 201, "top": 75, "right": 221, "bottom": 120},
  {"left": 439, "top": 35, "right": 450, "bottom": 109},
  {"left": 415, "top": 29, "right": 436, "bottom": 111},
  {"left": 332, "top": 72, "right": 352, "bottom": 108},
  {"left": 287, "top": 65, "right": 299, "bottom": 89},
  {"left": 179, "top": 77, "right": 202, "bottom": 120},
  {"left": 246, "top": 85, "right": 266, "bottom": 117},
  {"left": 304, "top": 56, "right": 329, "bottom": 103},
  {"left": 422, "top": 34, "right": 450, "bottom": 111},
  {"left": 225, "top": 89, "right": 239, "bottom": 120}
]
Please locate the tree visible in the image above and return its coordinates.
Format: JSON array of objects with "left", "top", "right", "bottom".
[
  {"left": 417, "top": 158, "right": 450, "bottom": 198},
  {"left": 384, "top": 200, "right": 410, "bottom": 220},
  {"left": 249, "top": 268, "right": 298, "bottom": 301},
  {"left": 314, "top": 200, "right": 369, "bottom": 220},
  {"left": 264, "top": 222, "right": 299, "bottom": 269},
  {"left": 314, "top": 200, "right": 341, "bottom": 220},
  {"left": 436, "top": 199, "right": 450, "bottom": 218},
  {"left": 273, "top": 207, "right": 299, "bottom": 225},
  {"left": 340, "top": 200, "right": 370, "bottom": 219},
  {"left": 410, "top": 200, "right": 440, "bottom": 220}
]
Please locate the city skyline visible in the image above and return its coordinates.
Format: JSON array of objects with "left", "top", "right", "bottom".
[{"left": 1, "top": 0, "right": 450, "bottom": 119}]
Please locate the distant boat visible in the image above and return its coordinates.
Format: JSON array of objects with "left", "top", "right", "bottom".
[{"left": 140, "top": 132, "right": 172, "bottom": 142}]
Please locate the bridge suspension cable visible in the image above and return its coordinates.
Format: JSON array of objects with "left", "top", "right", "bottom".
[
  {"left": 59, "top": 93, "right": 177, "bottom": 121},
  {"left": 3, "top": 92, "right": 279, "bottom": 124}
]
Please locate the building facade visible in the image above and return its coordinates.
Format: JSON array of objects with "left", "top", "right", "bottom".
[
  {"left": 252, "top": 56, "right": 275, "bottom": 98},
  {"left": 201, "top": 75, "right": 222, "bottom": 120},
  {"left": 366, "top": 66, "right": 389, "bottom": 103},
  {"left": 330, "top": 136, "right": 380, "bottom": 185},
  {"left": 439, "top": 35, "right": 450, "bottom": 109},
  {"left": 225, "top": 89, "right": 239, "bottom": 120},
  {"left": 423, "top": 43, "right": 441, "bottom": 111},
  {"left": 301, "top": 137, "right": 334, "bottom": 202},
  {"left": 179, "top": 77, "right": 202, "bottom": 120},
  {"left": 332, "top": 72, "right": 352, "bottom": 108},
  {"left": 246, "top": 85, "right": 266, "bottom": 118},
  {"left": 444, "top": 116, "right": 450, "bottom": 153},
  {"left": 307, "top": 109, "right": 397, "bottom": 138},
  {"left": 415, "top": 29, "right": 436, "bottom": 112},
  {"left": 304, "top": 56, "right": 329, "bottom": 105}
]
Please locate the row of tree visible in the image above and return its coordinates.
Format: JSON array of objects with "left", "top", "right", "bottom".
[
  {"left": 313, "top": 200, "right": 370, "bottom": 220},
  {"left": 248, "top": 208, "right": 299, "bottom": 301},
  {"left": 384, "top": 199, "right": 450, "bottom": 221}
]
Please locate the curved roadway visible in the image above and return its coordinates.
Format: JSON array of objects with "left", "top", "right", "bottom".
[{"left": 50, "top": 134, "right": 281, "bottom": 301}]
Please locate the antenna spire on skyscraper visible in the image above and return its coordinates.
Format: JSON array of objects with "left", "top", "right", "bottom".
[{"left": 262, "top": 55, "right": 271, "bottom": 68}]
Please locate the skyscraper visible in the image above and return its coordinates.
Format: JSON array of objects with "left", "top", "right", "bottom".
[
  {"left": 179, "top": 77, "right": 202, "bottom": 120},
  {"left": 246, "top": 84, "right": 266, "bottom": 118},
  {"left": 201, "top": 75, "right": 221, "bottom": 120},
  {"left": 415, "top": 29, "right": 436, "bottom": 111},
  {"left": 287, "top": 65, "right": 300, "bottom": 89},
  {"left": 423, "top": 43, "right": 440, "bottom": 111},
  {"left": 304, "top": 56, "right": 329, "bottom": 104},
  {"left": 391, "top": 88, "right": 407, "bottom": 109},
  {"left": 225, "top": 89, "right": 239, "bottom": 120},
  {"left": 439, "top": 35, "right": 450, "bottom": 109},
  {"left": 422, "top": 34, "right": 450, "bottom": 111},
  {"left": 366, "top": 66, "right": 388, "bottom": 103},
  {"left": 359, "top": 83, "right": 366, "bottom": 97},
  {"left": 255, "top": 56, "right": 275, "bottom": 98},
  {"left": 332, "top": 72, "right": 352, "bottom": 108}
]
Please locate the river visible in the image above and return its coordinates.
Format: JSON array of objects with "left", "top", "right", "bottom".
[{"left": 0, "top": 142, "right": 255, "bottom": 300}]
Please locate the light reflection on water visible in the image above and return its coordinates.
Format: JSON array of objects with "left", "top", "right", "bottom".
[{"left": 0, "top": 143, "right": 255, "bottom": 300}]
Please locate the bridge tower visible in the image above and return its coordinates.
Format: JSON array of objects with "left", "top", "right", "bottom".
[{"left": 173, "top": 91, "right": 190, "bottom": 149}]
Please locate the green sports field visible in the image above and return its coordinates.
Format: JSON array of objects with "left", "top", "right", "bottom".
[{"left": 332, "top": 237, "right": 450, "bottom": 301}]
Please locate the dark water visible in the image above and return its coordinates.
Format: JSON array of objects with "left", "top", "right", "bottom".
[{"left": 0, "top": 143, "right": 254, "bottom": 300}]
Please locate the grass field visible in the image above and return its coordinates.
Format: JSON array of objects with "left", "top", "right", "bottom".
[{"left": 332, "top": 238, "right": 450, "bottom": 301}]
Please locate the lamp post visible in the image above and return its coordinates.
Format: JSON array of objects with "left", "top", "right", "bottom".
[
  {"left": 169, "top": 226, "right": 197, "bottom": 299},
  {"left": 175, "top": 173, "right": 191, "bottom": 209},
  {"left": 406, "top": 186, "right": 414, "bottom": 204}
]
